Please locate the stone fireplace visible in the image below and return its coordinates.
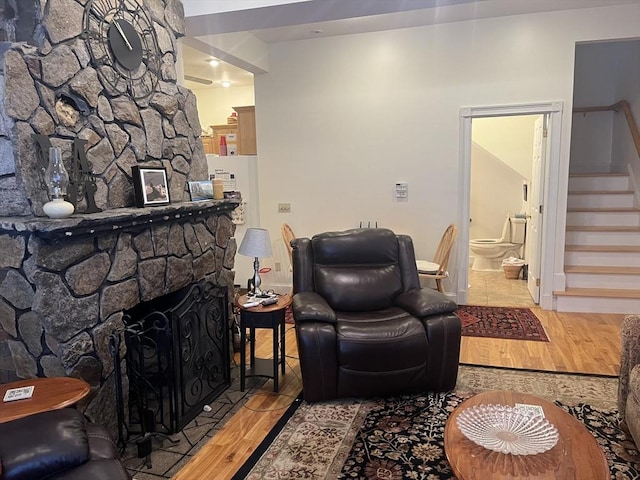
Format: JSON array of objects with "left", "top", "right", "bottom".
[{"left": 0, "top": 0, "right": 240, "bottom": 434}]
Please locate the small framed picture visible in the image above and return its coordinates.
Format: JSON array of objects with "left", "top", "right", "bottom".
[
  {"left": 188, "top": 180, "right": 214, "bottom": 201},
  {"left": 132, "top": 166, "right": 170, "bottom": 207}
]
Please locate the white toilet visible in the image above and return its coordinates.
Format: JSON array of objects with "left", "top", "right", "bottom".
[{"left": 469, "top": 217, "right": 526, "bottom": 271}]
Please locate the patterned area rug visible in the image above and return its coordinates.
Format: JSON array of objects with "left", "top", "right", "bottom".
[
  {"left": 237, "top": 367, "right": 637, "bottom": 479},
  {"left": 456, "top": 305, "right": 549, "bottom": 341}
]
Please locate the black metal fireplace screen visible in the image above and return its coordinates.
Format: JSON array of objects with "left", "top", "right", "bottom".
[{"left": 112, "top": 279, "right": 230, "bottom": 454}]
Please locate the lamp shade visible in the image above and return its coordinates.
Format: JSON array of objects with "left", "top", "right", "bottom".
[{"left": 238, "top": 228, "right": 273, "bottom": 258}]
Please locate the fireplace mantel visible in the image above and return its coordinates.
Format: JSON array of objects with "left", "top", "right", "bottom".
[{"left": 0, "top": 200, "right": 240, "bottom": 240}]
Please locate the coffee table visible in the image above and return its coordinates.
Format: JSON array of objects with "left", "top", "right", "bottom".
[
  {"left": 444, "top": 390, "right": 609, "bottom": 479},
  {"left": 0, "top": 377, "right": 90, "bottom": 424}
]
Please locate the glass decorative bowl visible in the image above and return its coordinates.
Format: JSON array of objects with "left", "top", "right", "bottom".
[{"left": 456, "top": 404, "right": 559, "bottom": 455}]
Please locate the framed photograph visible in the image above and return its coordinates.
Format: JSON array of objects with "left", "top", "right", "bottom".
[
  {"left": 132, "top": 166, "right": 170, "bottom": 207},
  {"left": 188, "top": 180, "right": 214, "bottom": 201}
]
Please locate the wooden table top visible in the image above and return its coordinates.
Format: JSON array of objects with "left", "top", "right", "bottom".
[
  {"left": 0, "top": 377, "right": 91, "bottom": 424},
  {"left": 444, "top": 390, "right": 609, "bottom": 480},
  {"left": 237, "top": 293, "right": 292, "bottom": 313}
]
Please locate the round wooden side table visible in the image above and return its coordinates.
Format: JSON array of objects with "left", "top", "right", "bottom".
[
  {"left": 0, "top": 377, "right": 91, "bottom": 424},
  {"left": 236, "top": 294, "right": 292, "bottom": 392}
]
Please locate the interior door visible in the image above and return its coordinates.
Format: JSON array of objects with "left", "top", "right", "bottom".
[{"left": 526, "top": 115, "right": 547, "bottom": 303}]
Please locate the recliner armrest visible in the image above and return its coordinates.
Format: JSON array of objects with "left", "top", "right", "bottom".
[
  {"left": 292, "top": 292, "right": 337, "bottom": 323},
  {"left": 394, "top": 288, "right": 457, "bottom": 318},
  {"left": 0, "top": 409, "right": 90, "bottom": 480}
]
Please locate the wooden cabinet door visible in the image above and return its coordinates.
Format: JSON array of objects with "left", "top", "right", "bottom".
[
  {"left": 233, "top": 106, "right": 256, "bottom": 155},
  {"left": 211, "top": 125, "right": 238, "bottom": 155},
  {"left": 202, "top": 136, "right": 215, "bottom": 154}
]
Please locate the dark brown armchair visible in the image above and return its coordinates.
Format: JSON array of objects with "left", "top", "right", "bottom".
[{"left": 292, "top": 228, "right": 462, "bottom": 402}]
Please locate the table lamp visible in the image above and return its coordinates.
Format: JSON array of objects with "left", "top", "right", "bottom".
[{"left": 238, "top": 227, "right": 273, "bottom": 296}]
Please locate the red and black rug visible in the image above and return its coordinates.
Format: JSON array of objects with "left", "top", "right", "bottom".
[{"left": 456, "top": 305, "right": 549, "bottom": 342}]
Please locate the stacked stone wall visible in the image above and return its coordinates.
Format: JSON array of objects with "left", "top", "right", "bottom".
[
  {"left": 0, "top": 210, "right": 236, "bottom": 431},
  {"left": 0, "top": 0, "right": 203, "bottom": 217},
  {"left": 0, "top": 1, "right": 237, "bottom": 433}
]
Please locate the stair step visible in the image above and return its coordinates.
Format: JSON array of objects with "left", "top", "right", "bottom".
[
  {"left": 568, "top": 173, "right": 630, "bottom": 191},
  {"left": 566, "top": 226, "right": 640, "bottom": 232},
  {"left": 565, "top": 228, "right": 640, "bottom": 246},
  {"left": 555, "top": 295, "right": 640, "bottom": 314},
  {"left": 560, "top": 173, "right": 639, "bottom": 313},
  {"left": 567, "top": 192, "right": 635, "bottom": 209},
  {"left": 566, "top": 209, "right": 640, "bottom": 228},
  {"left": 564, "top": 272, "right": 640, "bottom": 289},
  {"left": 568, "top": 189, "right": 634, "bottom": 195},
  {"left": 565, "top": 265, "right": 640, "bottom": 275},
  {"left": 565, "top": 244, "right": 640, "bottom": 252},
  {"left": 567, "top": 207, "right": 640, "bottom": 212},
  {"left": 554, "top": 288, "right": 640, "bottom": 299},
  {"left": 565, "top": 250, "right": 640, "bottom": 267},
  {"left": 569, "top": 173, "right": 630, "bottom": 177}
]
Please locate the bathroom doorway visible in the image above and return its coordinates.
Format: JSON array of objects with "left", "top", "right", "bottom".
[
  {"left": 457, "top": 102, "right": 564, "bottom": 309},
  {"left": 470, "top": 114, "right": 541, "bottom": 305}
]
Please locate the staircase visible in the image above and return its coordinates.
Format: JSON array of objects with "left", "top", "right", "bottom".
[{"left": 555, "top": 173, "right": 640, "bottom": 314}]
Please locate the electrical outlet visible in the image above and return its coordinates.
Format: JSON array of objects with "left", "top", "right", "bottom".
[
  {"left": 278, "top": 203, "right": 291, "bottom": 213},
  {"left": 275, "top": 261, "right": 281, "bottom": 272}
]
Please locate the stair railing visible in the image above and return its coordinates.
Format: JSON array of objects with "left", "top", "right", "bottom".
[{"left": 573, "top": 100, "right": 640, "bottom": 161}]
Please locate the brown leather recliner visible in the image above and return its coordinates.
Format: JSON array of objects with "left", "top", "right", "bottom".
[
  {"left": 292, "top": 228, "right": 462, "bottom": 402},
  {"left": 0, "top": 408, "right": 131, "bottom": 480}
]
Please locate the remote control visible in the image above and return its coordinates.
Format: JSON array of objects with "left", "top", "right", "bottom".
[
  {"left": 261, "top": 297, "right": 278, "bottom": 306},
  {"left": 242, "top": 301, "right": 261, "bottom": 308}
]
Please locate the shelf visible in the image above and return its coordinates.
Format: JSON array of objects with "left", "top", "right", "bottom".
[{"left": 0, "top": 199, "right": 240, "bottom": 239}]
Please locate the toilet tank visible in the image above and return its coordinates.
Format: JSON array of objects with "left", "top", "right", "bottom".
[{"left": 509, "top": 217, "right": 526, "bottom": 243}]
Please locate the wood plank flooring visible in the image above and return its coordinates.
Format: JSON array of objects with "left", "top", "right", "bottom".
[{"left": 174, "top": 272, "right": 625, "bottom": 479}]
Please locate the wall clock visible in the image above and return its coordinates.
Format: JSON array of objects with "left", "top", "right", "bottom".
[{"left": 83, "top": 0, "right": 161, "bottom": 100}]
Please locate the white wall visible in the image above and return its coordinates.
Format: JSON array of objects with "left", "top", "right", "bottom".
[
  {"left": 469, "top": 143, "right": 526, "bottom": 241},
  {"left": 252, "top": 4, "right": 640, "bottom": 296},
  {"left": 192, "top": 86, "right": 255, "bottom": 133},
  {"left": 472, "top": 115, "right": 538, "bottom": 180},
  {"left": 570, "top": 40, "right": 640, "bottom": 173},
  {"left": 611, "top": 40, "right": 640, "bottom": 180},
  {"left": 470, "top": 115, "right": 538, "bottom": 244}
]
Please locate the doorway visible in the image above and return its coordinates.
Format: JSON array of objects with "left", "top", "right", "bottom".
[
  {"left": 457, "top": 102, "right": 564, "bottom": 309},
  {"left": 469, "top": 114, "right": 542, "bottom": 307}
]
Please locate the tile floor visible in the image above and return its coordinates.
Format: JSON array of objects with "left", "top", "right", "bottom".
[
  {"left": 466, "top": 268, "right": 536, "bottom": 308},
  {"left": 123, "top": 357, "right": 272, "bottom": 480}
]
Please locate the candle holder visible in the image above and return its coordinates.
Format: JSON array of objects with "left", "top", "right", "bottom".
[{"left": 42, "top": 147, "right": 74, "bottom": 219}]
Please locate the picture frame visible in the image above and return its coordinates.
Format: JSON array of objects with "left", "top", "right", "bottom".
[
  {"left": 132, "top": 166, "right": 170, "bottom": 207},
  {"left": 188, "top": 180, "right": 214, "bottom": 202}
]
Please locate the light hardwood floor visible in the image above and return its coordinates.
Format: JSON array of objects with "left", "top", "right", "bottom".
[{"left": 174, "top": 272, "right": 625, "bottom": 480}]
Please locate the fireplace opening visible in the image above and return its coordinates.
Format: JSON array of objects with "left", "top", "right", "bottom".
[{"left": 114, "top": 278, "right": 231, "bottom": 449}]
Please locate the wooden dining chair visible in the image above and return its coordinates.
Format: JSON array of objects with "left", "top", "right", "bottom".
[
  {"left": 281, "top": 223, "right": 296, "bottom": 297},
  {"left": 281, "top": 223, "right": 296, "bottom": 267},
  {"left": 416, "top": 224, "right": 458, "bottom": 293}
]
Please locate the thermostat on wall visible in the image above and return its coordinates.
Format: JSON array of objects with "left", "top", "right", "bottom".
[{"left": 395, "top": 182, "right": 408, "bottom": 201}]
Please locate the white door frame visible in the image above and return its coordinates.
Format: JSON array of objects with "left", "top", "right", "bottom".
[{"left": 457, "top": 102, "right": 564, "bottom": 310}]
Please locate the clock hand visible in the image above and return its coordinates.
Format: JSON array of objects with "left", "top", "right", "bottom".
[{"left": 113, "top": 20, "right": 133, "bottom": 51}]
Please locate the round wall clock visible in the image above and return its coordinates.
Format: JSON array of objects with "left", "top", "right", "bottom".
[{"left": 83, "top": 0, "right": 161, "bottom": 100}]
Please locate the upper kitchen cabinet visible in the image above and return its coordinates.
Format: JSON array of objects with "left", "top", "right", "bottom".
[{"left": 233, "top": 106, "right": 256, "bottom": 155}]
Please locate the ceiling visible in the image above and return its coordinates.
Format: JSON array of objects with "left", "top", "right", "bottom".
[{"left": 180, "top": 0, "right": 640, "bottom": 91}]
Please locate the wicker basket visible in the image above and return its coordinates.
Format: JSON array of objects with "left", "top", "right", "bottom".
[{"left": 503, "top": 265, "right": 523, "bottom": 279}]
